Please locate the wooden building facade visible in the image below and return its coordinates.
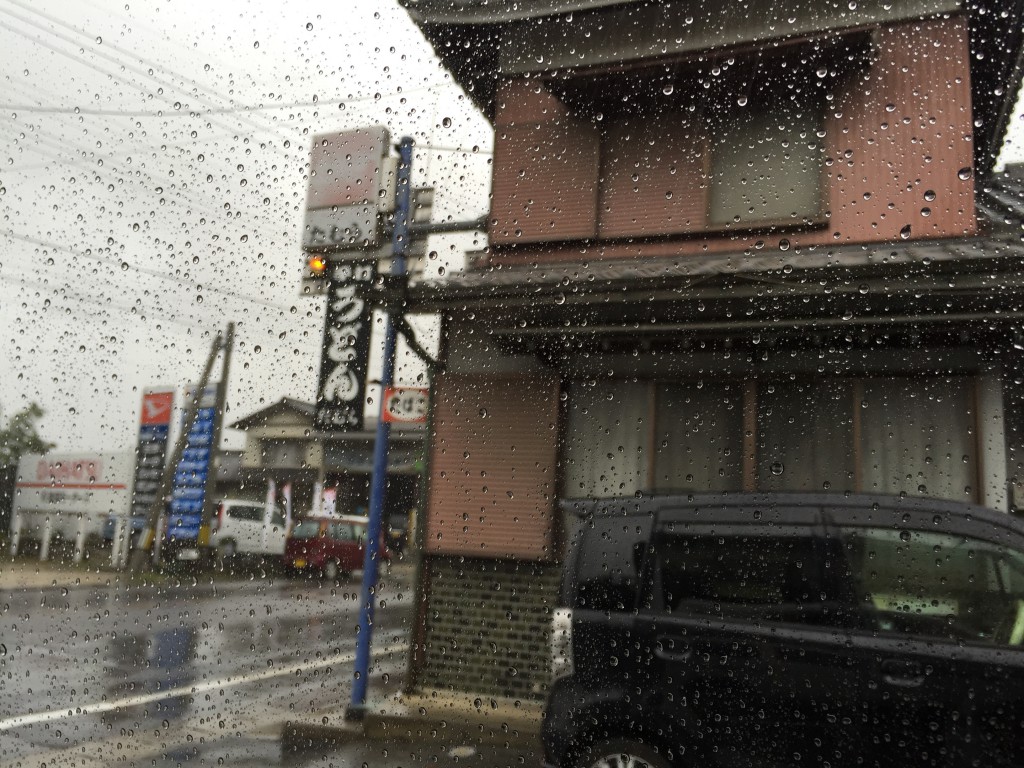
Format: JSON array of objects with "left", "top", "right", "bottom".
[{"left": 400, "top": 0, "right": 1024, "bottom": 702}]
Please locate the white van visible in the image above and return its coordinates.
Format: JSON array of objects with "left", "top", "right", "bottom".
[{"left": 197, "top": 498, "right": 288, "bottom": 564}]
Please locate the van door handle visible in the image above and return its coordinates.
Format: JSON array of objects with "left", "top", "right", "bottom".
[
  {"left": 881, "top": 659, "right": 925, "bottom": 688},
  {"left": 654, "top": 637, "right": 692, "bottom": 662}
]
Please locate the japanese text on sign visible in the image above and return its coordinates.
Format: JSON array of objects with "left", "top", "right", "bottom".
[
  {"left": 382, "top": 386, "right": 429, "bottom": 423},
  {"left": 315, "top": 262, "right": 374, "bottom": 432}
]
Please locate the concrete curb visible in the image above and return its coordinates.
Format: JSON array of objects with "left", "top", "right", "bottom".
[
  {"left": 280, "top": 718, "right": 367, "bottom": 753},
  {"left": 282, "top": 692, "right": 544, "bottom": 753}
]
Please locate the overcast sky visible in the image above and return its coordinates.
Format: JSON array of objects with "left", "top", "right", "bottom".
[
  {"left": 2, "top": 0, "right": 1023, "bottom": 456},
  {"left": 0, "top": 0, "right": 492, "bottom": 452}
]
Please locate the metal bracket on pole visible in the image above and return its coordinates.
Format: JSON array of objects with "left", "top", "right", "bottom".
[
  {"left": 394, "top": 315, "right": 443, "bottom": 373},
  {"left": 407, "top": 215, "right": 487, "bottom": 237}
]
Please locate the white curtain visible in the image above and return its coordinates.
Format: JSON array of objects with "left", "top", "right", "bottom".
[
  {"left": 562, "top": 380, "right": 651, "bottom": 497},
  {"left": 860, "top": 377, "right": 975, "bottom": 502}
]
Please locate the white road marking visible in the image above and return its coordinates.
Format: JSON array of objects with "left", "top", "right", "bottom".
[{"left": 0, "top": 641, "right": 409, "bottom": 731}]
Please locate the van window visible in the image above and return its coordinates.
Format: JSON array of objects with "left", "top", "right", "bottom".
[
  {"left": 567, "top": 515, "right": 653, "bottom": 612},
  {"left": 838, "top": 526, "right": 1024, "bottom": 646},
  {"left": 651, "top": 529, "right": 821, "bottom": 624},
  {"left": 352, "top": 523, "right": 367, "bottom": 545},
  {"left": 329, "top": 523, "right": 354, "bottom": 541},
  {"left": 228, "top": 505, "right": 264, "bottom": 522}
]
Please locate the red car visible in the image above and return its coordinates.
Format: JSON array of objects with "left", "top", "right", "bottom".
[{"left": 284, "top": 515, "right": 389, "bottom": 580}]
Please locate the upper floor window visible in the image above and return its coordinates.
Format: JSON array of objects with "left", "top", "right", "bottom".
[{"left": 491, "top": 35, "right": 866, "bottom": 245}]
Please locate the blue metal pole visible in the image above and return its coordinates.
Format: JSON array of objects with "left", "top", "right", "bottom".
[{"left": 347, "top": 136, "right": 414, "bottom": 719}]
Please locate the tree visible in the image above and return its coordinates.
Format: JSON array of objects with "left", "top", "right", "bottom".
[{"left": 0, "top": 402, "right": 55, "bottom": 467}]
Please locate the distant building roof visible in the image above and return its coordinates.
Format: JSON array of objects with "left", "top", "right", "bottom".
[
  {"left": 229, "top": 398, "right": 316, "bottom": 431},
  {"left": 229, "top": 397, "right": 424, "bottom": 439}
]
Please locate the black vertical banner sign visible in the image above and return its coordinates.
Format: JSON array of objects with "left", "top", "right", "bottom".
[{"left": 315, "top": 261, "right": 375, "bottom": 432}]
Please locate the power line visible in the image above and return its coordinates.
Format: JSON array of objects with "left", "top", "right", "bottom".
[
  {"left": 0, "top": 83, "right": 450, "bottom": 117},
  {"left": 1, "top": 124, "right": 257, "bottom": 173},
  {"left": 0, "top": 0, "right": 453, "bottom": 149},
  {"left": 2, "top": 0, "right": 315, "bottom": 148},
  {"left": 2, "top": 230, "right": 296, "bottom": 313},
  {"left": 6, "top": 115, "right": 231, "bottom": 210},
  {"left": 0, "top": 7, "right": 296, "bottom": 157},
  {"left": 0, "top": 272, "right": 216, "bottom": 330},
  {"left": 3, "top": 111, "right": 310, "bottom": 251}
]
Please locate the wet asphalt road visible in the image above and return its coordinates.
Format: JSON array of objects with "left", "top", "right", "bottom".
[{"left": 0, "top": 566, "right": 414, "bottom": 767}]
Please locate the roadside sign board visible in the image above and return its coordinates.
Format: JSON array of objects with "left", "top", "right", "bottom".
[
  {"left": 302, "top": 205, "right": 377, "bottom": 250},
  {"left": 167, "top": 385, "right": 217, "bottom": 541},
  {"left": 303, "top": 126, "right": 390, "bottom": 252},
  {"left": 130, "top": 388, "right": 174, "bottom": 523},
  {"left": 382, "top": 386, "right": 429, "bottom": 423},
  {"left": 13, "top": 452, "right": 133, "bottom": 539},
  {"left": 315, "top": 262, "right": 375, "bottom": 432}
]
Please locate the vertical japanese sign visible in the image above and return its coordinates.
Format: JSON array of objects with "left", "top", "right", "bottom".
[
  {"left": 315, "top": 261, "right": 374, "bottom": 431},
  {"left": 131, "top": 388, "right": 174, "bottom": 521},
  {"left": 167, "top": 385, "right": 217, "bottom": 541}
]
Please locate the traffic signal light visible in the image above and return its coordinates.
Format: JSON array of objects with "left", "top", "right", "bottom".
[
  {"left": 308, "top": 254, "right": 328, "bottom": 275},
  {"left": 302, "top": 254, "right": 329, "bottom": 295}
]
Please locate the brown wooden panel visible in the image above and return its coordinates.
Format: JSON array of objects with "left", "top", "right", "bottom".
[
  {"left": 491, "top": 120, "right": 600, "bottom": 244},
  {"left": 425, "top": 374, "right": 561, "bottom": 560},
  {"left": 600, "top": 116, "right": 708, "bottom": 237},
  {"left": 495, "top": 79, "right": 570, "bottom": 126},
  {"left": 826, "top": 17, "right": 976, "bottom": 243}
]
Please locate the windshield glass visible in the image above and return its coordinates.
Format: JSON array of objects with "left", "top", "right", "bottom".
[
  {"left": 3, "top": 1, "right": 1024, "bottom": 766},
  {"left": 289, "top": 520, "right": 322, "bottom": 540}
]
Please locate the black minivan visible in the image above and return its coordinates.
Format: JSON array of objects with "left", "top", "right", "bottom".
[{"left": 542, "top": 493, "right": 1024, "bottom": 768}]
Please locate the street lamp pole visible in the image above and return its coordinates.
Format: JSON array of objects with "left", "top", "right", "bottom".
[{"left": 346, "top": 135, "right": 414, "bottom": 720}]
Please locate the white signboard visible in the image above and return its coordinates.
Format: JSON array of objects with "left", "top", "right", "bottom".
[
  {"left": 303, "top": 126, "right": 390, "bottom": 252},
  {"left": 302, "top": 204, "right": 378, "bottom": 250},
  {"left": 13, "top": 452, "right": 134, "bottom": 539}
]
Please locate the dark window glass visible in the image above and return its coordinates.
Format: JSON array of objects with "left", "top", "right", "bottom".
[
  {"left": 569, "top": 516, "right": 652, "bottom": 612},
  {"left": 838, "top": 526, "right": 1024, "bottom": 646},
  {"left": 227, "top": 505, "right": 264, "bottom": 522},
  {"left": 653, "top": 530, "right": 820, "bottom": 623},
  {"left": 708, "top": 101, "right": 823, "bottom": 226}
]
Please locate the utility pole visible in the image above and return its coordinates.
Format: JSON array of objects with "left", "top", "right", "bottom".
[
  {"left": 202, "top": 322, "right": 234, "bottom": 537},
  {"left": 129, "top": 329, "right": 225, "bottom": 573},
  {"left": 346, "top": 136, "right": 414, "bottom": 720}
]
